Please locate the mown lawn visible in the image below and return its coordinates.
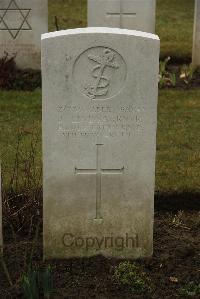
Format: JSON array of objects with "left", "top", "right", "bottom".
[
  {"left": 48, "top": 0, "right": 195, "bottom": 61},
  {"left": 156, "top": 0, "right": 194, "bottom": 61},
  {"left": 156, "top": 89, "right": 200, "bottom": 192},
  {"left": 0, "top": 89, "right": 199, "bottom": 192},
  {"left": 0, "top": 90, "right": 42, "bottom": 188}
]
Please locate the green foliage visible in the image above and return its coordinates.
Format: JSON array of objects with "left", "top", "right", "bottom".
[
  {"left": 159, "top": 57, "right": 176, "bottom": 88},
  {"left": 11, "top": 70, "right": 41, "bottom": 91},
  {"left": 113, "top": 261, "right": 151, "bottom": 294},
  {"left": 180, "top": 64, "right": 196, "bottom": 85},
  {"left": 0, "top": 254, "right": 13, "bottom": 287},
  {"left": 21, "top": 266, "right": 53, "bottom": 299},
  {"left": 169, "top": 73, "right": 176, "bottom": 87},
  {"left": 0, "top": 52, "right": 41, "bottom": 91},
  {"left": 0, "top": 52, "right": 16, "bottom": 89},
  {"left": 160, "top": 57, "right": 170, "bottom": 75},
  {"left": 22, "top": 269, "right": 39, "bottom": 299},
  {"left": 179, "top": 281, "right": 200, "bottom": 297},
  {"left": 172, "top": 211, "right": 184, "bottom": 227},
  {"left": 0, "top": 90, "right": 41, "bottom": 189},
  {"left": 41, "top": 265, "right": 54, "bottom": 299}
]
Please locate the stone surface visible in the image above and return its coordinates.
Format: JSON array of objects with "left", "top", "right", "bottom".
[
  {"left": 0, "top": 163, "right": 2, "bottom": 253},
  {"left": 42, "top": 27, "right": 160, "bottom": 259},
  {"left": 88, "top": 0, "right": 156, "bottom": 33},
  {"left": 192, "top": 0, "right": 200, "bottom": 66},
  {"left": 0, "top": 0, "right": 48, "bottom": 69}
]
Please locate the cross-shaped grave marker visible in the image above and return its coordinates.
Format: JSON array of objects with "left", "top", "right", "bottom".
[
  {"left": 106, "top": 0, "right": 137, "bottom": 28},
  {"left": 75, "top": 144, "right": 124, "bottom": 220}
]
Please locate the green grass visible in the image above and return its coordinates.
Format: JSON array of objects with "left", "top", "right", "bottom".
[
  {"left": 156, "top": 89, "right": 200, "bottom": 192},
  {"left": 48, "top": 0, "right": 195, "bottom": 61},
  {"left": 48, "top": 0, "right": 87, "bottom": 32},
  {"left": 0, "top": 90, "right": 42, "bottom": 186},
  {"left": 156, "top": 0, "right": 194, "bottom": 61},
  {"left": 0, "top": 89, "right": 199, "bottom": 192}
]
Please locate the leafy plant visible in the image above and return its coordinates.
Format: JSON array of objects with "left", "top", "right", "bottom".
[
  {"left": 158, "top": 75, "right": 167, "bottom": 89},
  {"left": 0, "top": 254, "right": 13, "bottom": 287},
  {"left": 40, "top": 265, "right": 54, "bottom": 299},
  {"left": 159, "top": 56, "right": 170, "bottom": 76},
  {"left": 180, "top": 64, "right": 195, "bottom": 85},
  {"left": 113, "top": 261, "right": 151, "bottom": 294},
  {"left": 169, "top": 72, "right": 176, "bottom": 87},
  {"left": 0, "top": 52, "right": 17, "bottom": 89},
  {"left": 21, "top": 266, "right": 53, "bottom": 299},
  {"left": 0, "top": 51, "right": 41, "bottom": 90},
  {"left": 179, "top": 281, "right": 200, "bottom": 297},
  {"left": 22, "top": 269, "right": 39, "bottom": 299},
  {"left": 172, "top": 210, "right": 184, "bottom": 227},
  {"left": 159, "top": 57, "right": 176, "bottom": 88}
]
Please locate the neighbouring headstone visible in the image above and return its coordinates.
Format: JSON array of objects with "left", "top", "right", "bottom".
[
  {"left": 42, "top": 27, "right": 160, "bottom": 259},
  {"left": 0, "top": 163, "right": 2, "bottom": 253},
  {"left": 0, "top": 0, "right": 48, "bottom": 69},
  {"left": 192, "top": 0, "right": 200, "bottom": 66},
  {"left": 88, "top": 0, "right": 156, "bottom": 33}
]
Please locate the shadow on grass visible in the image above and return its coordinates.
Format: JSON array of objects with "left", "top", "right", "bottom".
[
  {"left": 159, "top": 54, "right": 192, "bottom": 65},
  {"left": 155, "top": 191, "right": 200, "bottom": 211}
]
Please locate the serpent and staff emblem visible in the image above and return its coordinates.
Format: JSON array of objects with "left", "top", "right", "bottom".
[{"left": 85, "top": 48, "right": 120, "bottom": 99}]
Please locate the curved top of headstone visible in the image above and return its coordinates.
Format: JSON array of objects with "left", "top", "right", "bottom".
[{"left": 41, "top": 27, "right": 159, "bottom": 41}]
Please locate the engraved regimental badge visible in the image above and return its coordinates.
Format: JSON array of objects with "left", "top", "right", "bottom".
[{"left": 73, "top": 46, "right": 127, "bottom": 100}]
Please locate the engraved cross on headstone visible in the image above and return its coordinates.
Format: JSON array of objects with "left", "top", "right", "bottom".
[
  {"left": 75, "top": 144, "right": 124, "bottom": 220},
  {"left": 106, "top": 0, "right": 137, "bottom": 28}
]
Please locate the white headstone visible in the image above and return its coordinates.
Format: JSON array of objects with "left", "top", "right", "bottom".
[
  {"left": 88, "top": 0, "right": 156, "bottom": 33},
  {"left": 192, "top": 0, "right": 200, "bottom": 66},
  {"left": 0, "top": 163, "right": 2, "bottom": 253},
  {"left": 0, "top": 0, "right": 48, "bottom": 69},
  {"left": 42, "top": 27, "right": 160, "bottom": 259}
]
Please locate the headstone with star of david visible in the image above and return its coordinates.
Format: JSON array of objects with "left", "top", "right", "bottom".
[
  {"left": 42, "top": 27, "right": 160, "bottom": 259},
  {"left": 88, "top": 0, "right": 156, "bottom": 33},
  {"left": 0, "top": 0, "right": 48, "bottom": 69}
]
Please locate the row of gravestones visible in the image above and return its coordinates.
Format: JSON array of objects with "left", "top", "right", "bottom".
[
  {"left": 0, "top": 0, "right": 199, "bottom": 69},
  {"left": 0, "top": 1, "right": 198, "bottom": 259}
]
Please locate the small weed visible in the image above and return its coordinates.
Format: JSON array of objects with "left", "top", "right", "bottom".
[
  {"left": 0, "top": 52, "right": 41, "bottom": 90},
  {"left": 0, "top": 52, "right": 17, "bottom": 89},
  {"left": 180, "top": 64, "right": 196, "bottom": 85},
  {"left": 172, "top": 210, "right": 184, "bottom": 227},
  {"left": 179, "top": 281, "right": 200, "bottom": 297},
  {"left": 159, "top": 57, "right": 176, "bottom": 88},
  {"left": 170, "top": 211, "right": 190, "bottom": 230},
  {"left": 113, "top": 261, "right": 151, "bottom": 294},
  {"left": 41, "top": 265, "right": 54, "bottom": 299},
  {"left": 169, "top": 72, "right": 176, "bottom": 87},
  {"left": 21, "top": 266, "right": 53, "bottom": 299},
  {"left": 3, "top": 129, "right": 42, "bottom": 235},
  {"left": 22, "top": 269, "right": 39, "bottom": 299}
]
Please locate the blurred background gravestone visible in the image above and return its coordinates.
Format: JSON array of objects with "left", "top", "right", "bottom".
[
  {"left": 88, "top": 0, "right": 156, "bottom": 33},
  {"left": 192, "top": 0, "right": 200, "bottom": 66},
  {"left": 0, "top": 0, "right": 48, "bottom": 69}
]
